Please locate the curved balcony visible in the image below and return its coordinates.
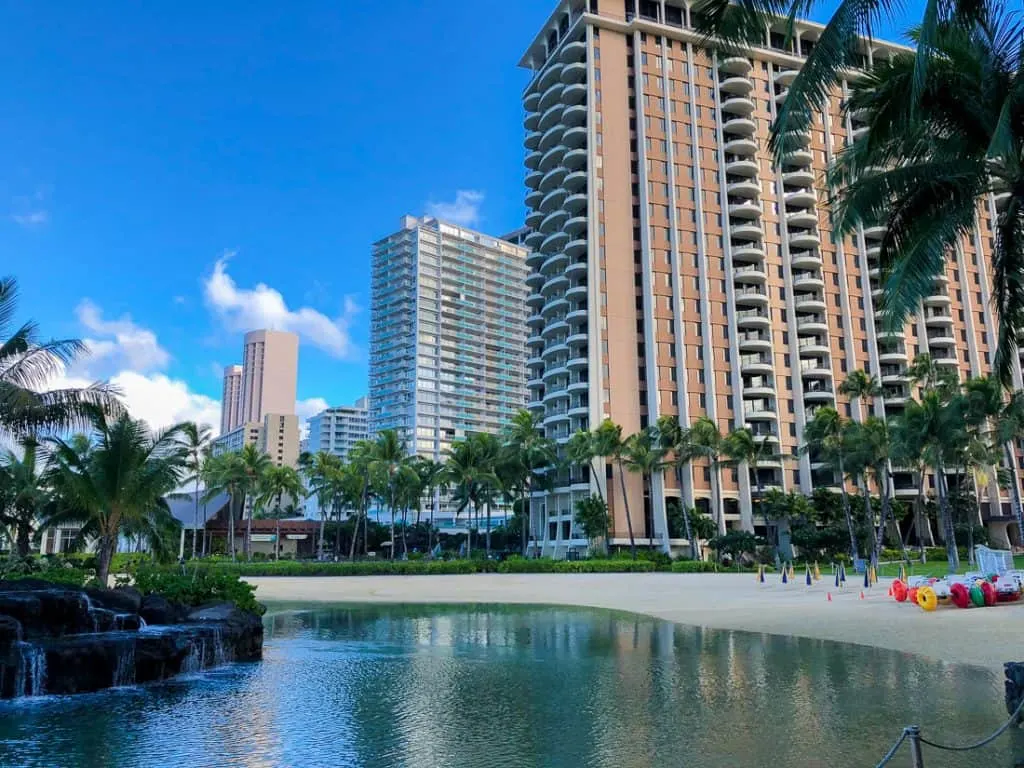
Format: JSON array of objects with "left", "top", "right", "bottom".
[
  {"left": 786, "top": 210, "right": 818, "bottom": 229},
  {"left": 541, "top": 294, "right": 569, "bottom": 318},
  {"left": 540, "top": 230, "right": 569, "bottom": 254},
  {"left": 563, "top": 125, "right": 587, "bottom": 149},
  {"left": 526, "top": 312, "right": 545, "bottom": 329},
  {"left": 527, "top": 355, "right": 544, "bottom": 371},
  {"left": 774, "top": 68, "right": 798, "bottom": 86},
  {"left": 563, "top": 147, "right": 587, "bottom": 171},
  {"left": 525, "top": 169, "right": 543, "bottom": 190},
  {"left": 526, "top": 290, "right": 544, "bottom": 307},
  {"left": 720, "top": 75, "right": 754, "bottom": 94},
  {"left": 724, "top": 137, "right": 758, "bottom": 156},
  {"left": 782, "top": 149, "right": 813, "bottom": 167},
  {"left": 792, "top": 271, "right": 825, "bottom": 290},
  {"left": 560, "top": 39, "right": 586, "bottom": 63},
  {"left": 566, "top": 376, "right": 589, "bottom": 393},
  {"left": 736, "top": 309, "right": 770, "bottom": 328},
  {"left": 524, "top": 90, "right": 541, "bottom": 112},
  {"left": 738, "top": 334, "right": 772, "bottom": 352},
  {"left": 562, "top": 104, "right": 587, "bottom": 127},
  {"left": 774, "top": 88, "right": 789, "bottom": 106},
  {"left": 862, "top": 224, "right": 887, "bottom": 240},
  {"left": 538, "top": 62, "right": 564, "bottom": 91},
  {"left": 726, "top": 158, "right": 759, "bottom": 177},
  {"left": 526, "top": 209, "right": 545, "bottom": 229},
  {"left": 538, "top": 123, "right": 565, "bottom": 153},
  {"left": 565, "top": 237, "right": 587, "bottom": 258},
  {"left": 852, "top": 126, "right": 868, "bottom": 141},
  {"left": 539, "top": 186, "right": 568, "bottom": 214},
  {"left": 524, "top": 229, "right": 545, "bottom": 249},
  {"left": 797, "top": 338, "right": 830, "bottom": 356},
  {"left": 994, "top": 191, "right": 1011, "bottom": 210},
  {"left": 723, "top": 116, "right": 757, "bottom": 135},
  {"left": 743, "top": 381, "right": 776, "bottom": 397},
  {"left": 540, "top": 251, "right": 569, "bottom": 276},
  {"left": 789, "top": 229, "right": 821, "bottom": 249},
  {"left": 564, "top": 191, "right": 587, "bottom": 214},
  {"left": 539, "top": 165, "right": 568, "bottom": 192},
  {"left": 538, "top": 80, "right": 565, "bottom": 112},
  {"left": 539, "top": 208, "right": 568, "bottom": 234},
  {"left": 561, "top": 60, "right": 586, "bottom": 83},
  {"left": 878, "top": 349, "right": 908, "bottom": 363},
  {"left": 526, "top": 271, "right": 545, "bottom": 290},
  {"left": 542, "top": 364, "right": 569, "bottom": 382},
  {"left": 567, "top": 351, "right": 588, "bottom": 370},
  {"left": 923, "top": 292, "right": 952, "bottom": 307},
  {"left": 784, "top": 188, "right": 817, "bottom": 208},
  {"left": 525, "top": 188, "right": 544, "bottom": 209},
  {"left": 729, "top": 200, "right": 761, "bottom": 219},
  {"left": 720, "top": 56, "right": 753, "bottom": 75},
  {"left": 563, "top": 82, "right": 587, "bottom": 105},
  {"left": 800, "top": 358, "right": 831, "bottom": 377},
  {"left": 730, "top": 222, "right": 764, "bottom": 241},
  {"left": 542, "top": 340, "right": 569, "bottom": 360},
  {"left": 525, "top": 110, "right": 541, "bottom": 132},
  {"left": 565, "top": 282, "right": 587, "bottom": 302},
  {"left": 721, "top": 96, "right": 755, "bottom": 115},
  {"left": 566, "top": 329, "right": 588, "bottom": 346},
  {"left": 790, "top": 249, "right": 821, "bottom": 269},
  {"left": 541, "top": 317, "right": 569, "bottom": 337},
  {"left": 542, "top": 388, "right": 570, "bottom": 404},
  {"left": 539, "top": 143, "right": 567, "bottom": 172},
  {"left": 740, "top": 357, "right": 773, "bottom": 374},
  {"left": 564, "top": 169, "right": 587, "bottom": 192},
  {"left": 782, "top": 168, "right": 814, "bottom": 187},
  {"left": 733, "top": 264, "right": 768, "bottom": 283},
  {"left": 932, "top": 354, "right": 959, "bottom": 367},
  {"left": 525, "top": 150, "right": 543, "bottom": 171},
  {"left": 794, "top": 294, "right": 826, "bottom": 312},
  {"left": 538, "top": 103, "right": 564, "bottom": 132},
  {"left": 732, "top": 243, "right": 765, "bottom": 262},
  {"left": 735, "top": 286, "right": 769, "bottom": 306},
  {"left": 876, "top": 328, "right": 905, "bottom": 340},
  {"left": 795, "top": 316, "right": 828, "bottom": 333},
  {"left": 727, "top": 178, "right": 761, "bottom": 197},
  {"left": 568, "top": 401, "right": 589, "bottom": 417},
  {"left": 565, "top": 258, "right": 587, "bottom": 279},
  {"left": 743, "top": 403, "right": 778, "bottom": 420},
  {"left": 803, "top": 384, "right": 835, "bottom": 401},
  {"left": 525, "top": 131, "right": 542, "bottom": 150},
  {"left": 926, "top": 330, "right": 956, "bottom": 346}
]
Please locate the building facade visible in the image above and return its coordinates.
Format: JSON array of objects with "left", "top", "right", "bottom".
[
  {"left": 520, "top": 0, "right": 1015, "bottom": 556},
  {"left": 369, "top": 215, "right": 530, "bottom": 528},
  {"left": 213, "top": 413, "right": 300, "bottom": 468},
  {"left": 240, "top": 329, "right": 299, "bottom": 424},
  {"left": 220, "top": 364, "right": 243, "bottom": 434},
  {"left": 307, "top": 397, "right": 370, "bottom": 461}
]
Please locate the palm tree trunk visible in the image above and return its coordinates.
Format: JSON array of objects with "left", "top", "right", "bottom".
[
  {"left": 389, "top": 487, "right": 396, "bottom": 561},
  {"left": 591, "top": 460, "right": 605, "bottom": 503},
  {"left": 935, "top": 462, "right": 960, "bottom": 572},
  {"left": 521, "top": 482, "right": 530, "bottom": 557},
  {"left": 428, "top": 501, "right": 435, "bottom": 557},
  {"left": 837, "top": 455, "right": 859, "bottom": 561},
  {"left": 228, "top": 494, "right": 237, "bottom": 561},
  {"left": 335, "top": 504, "right": 344, "bottom": 559},
  {"left": 192, "top": 477, "right": 200, "bottom": 559},
  {"left": 485, "top": 500, "right": 492, "bottom": 558},
  {"left": 201, "top": 501, "right": 209, "bottom": 557},
  {"left": 245, "top": 495, "right": 253, "bottom": 562},
  {"left": 402, "top": 506, "right": 409, "bottom": 557},
  {"left": 617, "top": 462, "right": 637, "bottom": 560},
  {"left": 275, "top": 517, "right": 281, "bottom": 561},
  {"left": 363, "top": 506, "right": 369, "bottom": 556},
  {"left": 1004, "top": 442, "right": 1024, "bottom": 550},
  {"left": 318, "top": 512, "right": 326, "bottom": 561},
  {"left": 96, "top": 533, "right": 117, "bottom": 587},
  {"left": 676, "top": 466, "right": 697, "bottom": 560},
  {"left": 467, "top": 503, "right": 473, "bottom": 558}
]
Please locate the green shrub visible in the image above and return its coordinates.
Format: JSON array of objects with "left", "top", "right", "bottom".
[
  {"left": 496, "top": 556, "right": 655, "bottom": 574},
  {"left": 129, "top": 564, "right": 265, "bottom": 615},
  {"left": 0, "top": 555, "right": 91, "bottom": 586},
  {"left": 669, "top": 560, "right": 719, "bottom": 573}
]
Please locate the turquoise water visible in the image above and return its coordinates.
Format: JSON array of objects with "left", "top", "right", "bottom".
[{"left": 0, "top": 603, "right": 1019, "bottom": 767}]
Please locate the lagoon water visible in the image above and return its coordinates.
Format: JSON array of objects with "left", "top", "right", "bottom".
[{"left": 0, "top": 603, "right": 1018, "bottom": 767}]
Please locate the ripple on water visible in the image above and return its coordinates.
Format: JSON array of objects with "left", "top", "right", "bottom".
[{"left": 0, "top": 604, "right": 1019, "bottom": 768}]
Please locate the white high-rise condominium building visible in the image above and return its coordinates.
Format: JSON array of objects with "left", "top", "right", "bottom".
[
  {"left": 519, "top": 0, "right": 1018, "bottom": 557},
  {"left": 220, "top": 365, "right": 243, "bottom": 434},
  {"left": 308, "top": 397, "right": 369, "bottom": 461},
  {"left": 369, "top": 215, "right": 530, "bottom": 528}
]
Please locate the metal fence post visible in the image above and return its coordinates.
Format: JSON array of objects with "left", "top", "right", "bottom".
[{"left": 907, "top": 725, "right": 924, "bottom": 768}]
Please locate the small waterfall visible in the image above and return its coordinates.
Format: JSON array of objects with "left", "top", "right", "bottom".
[
  {"left": 138, "top": 616, "right": 148, "bottom": 629},
  {"left": 13, "top": 642, "right": 46, "bottom": 697},
  {"left": 212, "top": 627, "right": 229, "bottom": 666},
  {"left": 182, "top": 636, "right": 205, "bottom": 673},
  {"left": 112, "top": 639, "right": 136, "bottom": 687}
]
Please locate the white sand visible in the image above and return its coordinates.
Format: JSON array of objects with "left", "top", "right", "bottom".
[{"left": 248, "top": 573, "right": 1023, "bottom": 671}]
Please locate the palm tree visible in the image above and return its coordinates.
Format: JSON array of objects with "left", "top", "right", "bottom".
[
  {"left": 724, "top": 427, "right": 787, "bottom": 555},
  {"left": 0, "top": 276, "right": 120, "bottom": 439},
  {"left": 685, "top": 417, "right": 730, "bottom": 535},
  {"left": 845, "top": 415, "right": 902, "bottom": 567},
  {"left": 411, "top": 456, "right": 447, "bottom": 555},
  {"left": 623, "top": 428, "right": 671, "bottom": 555},
  {"left": 256, "top": 465, "right": 304, "bottom": 560},
  {"left": 0, "top": 438, "right": 50, "bottom": 556},
  {"left": 445, "top": 435, "right": 499, "bottom": 558},
  {"left": 179, "top": 422, "right": 213, "bottom": 558},
  {"left": 589, "top": 420, "right": 638, "bottom": 559},
  {"left": 301, "top": 450, "right": 343, "bottom": 559},
  {"left": 238, "top": 444, "right": 272, "bottom": 561},
  {"left": 655, "top": 415, "right": 698, "bottom": 559},
  {"left": 694, "top": 0, "right": 988, "bottom": 163},
  {"left": 566, "top": 429, "right": 604, "bottom": 502},
  {"left": 802, "top": 406, "right": 859, "bottom": 560},
  {"left": 839, "top": 370, "right": 882, "bottom": 421},
  {"left": 503, "top": 409, "right": 558, "bottom": 555},
  {"left": 369, "top": 430, "right": 416, "bottom": 560},
  {"left": 827, "top": 11, "right": 1024, "bottom": 382},
  {"left": 346, "top": 441, "right": 375, "bottom": 559},
  {"left": 45, "top": 408, "right": 188, "bottom": 585}
]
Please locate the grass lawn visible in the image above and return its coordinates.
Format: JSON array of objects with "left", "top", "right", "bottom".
[{"left": 876, "top": 555, "right": 1024, "bottom": 579}]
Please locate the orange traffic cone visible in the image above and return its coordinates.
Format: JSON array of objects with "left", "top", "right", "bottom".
[{"left": 860, "top": 591, "right": 865, "bottom": 600}]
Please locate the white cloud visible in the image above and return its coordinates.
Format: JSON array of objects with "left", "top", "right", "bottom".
[
  {"left": 203, "top": 256, "right": 359, "bottom": 359},
  {"left": 74, "top": 299, "right": 171, "bottom": 378},
  {"left": 11, "top": 210, "right": 48, "bottom": 227},
  {"left": 426, "top": 189, "right": 484, "bottom": 227},
  {"left": 296, "top": 397, "right": 329, "bottom": 440}
]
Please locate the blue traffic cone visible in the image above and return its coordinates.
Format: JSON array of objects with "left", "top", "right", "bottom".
[
  {"left": 781, "top": 567, "right": 788, "bottom": 585},
  {"left": 863, "top": 568, "right": 870, "bottom": 589},
  {"left": 834, "top": 566, "right": 840, "bottom": 588},
  {"left": 805, "top": 566, "right": 812, "bottom": 587}
]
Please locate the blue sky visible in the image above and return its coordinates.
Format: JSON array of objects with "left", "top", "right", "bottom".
[{"left": 2, "top": 0, "right": 926, "bottom": 433}]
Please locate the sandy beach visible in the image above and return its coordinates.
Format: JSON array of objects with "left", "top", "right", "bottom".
[{"left": 249, "top": 572, "right": 1023, "bottom": 671}]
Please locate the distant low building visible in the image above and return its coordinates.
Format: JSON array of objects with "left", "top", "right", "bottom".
[{"left": 306, "top": 397, "right": 369, "bottom": 461}]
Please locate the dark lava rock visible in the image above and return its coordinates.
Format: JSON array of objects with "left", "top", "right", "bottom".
[
  {"left": 0, "top": 615, "right": 22, "bottom": 653},
  {"left": 0, "top": 590, "right": 92, "bottom": 638},
  {"left": 139, "top": 593, "right": 188, "bottom": 625},
  {"left": 85, "top": 586, "right": 142, "bottom": 615},
  {"left": 187, "top": 603, "right": 263, "bottom": 661},
  {"left": 1006, "top": 662, "right": 1024, "bottom": 723},
  {"left": 88, "top": 607, "right": 118, "bottom": 633}
]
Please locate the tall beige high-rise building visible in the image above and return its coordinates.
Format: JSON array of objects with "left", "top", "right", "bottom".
[
  {"left": 220, "top": 364, "right": 243, "bottom": 434},
  {"left": 520, "top": 1, "right": 1016, "bottom": 556},
  {"left": 240, "top": 330, "right": 299, "bottom": 424}
]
